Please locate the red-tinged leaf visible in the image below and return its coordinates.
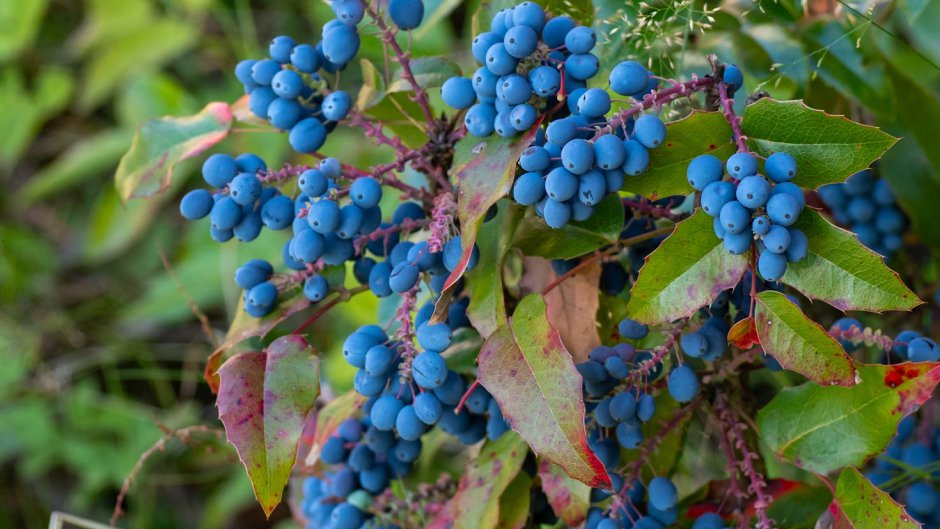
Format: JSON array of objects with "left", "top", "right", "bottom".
[
  {"left": 115, "top": 101, "right": 232, "bottom": 202},
  {"left": 302, "top": 389, "right": 366, "bottom": 468},
  {"left": 538, "top": 460, "right": 591, "bottom": 526},
  {"left": 728, "top": 317, "right": 759, "bottom": 350},
  {"left": 231, "top": 94, "right": 266, "bottom": 124},
  {"left": 627, "top": 210, "right": 749, "bottom": 324},
  {"left": 754, "top": 290, "right": 857, "bottom": 386},
  {"left": 519, "top": 257, "right": 601, "bottom": 363},
  {"left": 453, "top": 432, "right": 528, "bottom": 529},
  {"left": 757, "top": 363, "right": 940, "bottom": 475},
  {"left": 206, "top": 295, "right": 312, "bottom": 393},
  {"left": 431, "top": 128, "right": 538, "bottom": 323},
  {"left": 478, "top": 294, "right": 611, "bottom": 489},
  {"left": 217, "top": 335, "right": 320, "bottom": 517},
  {"left": 427, "top": 498, "right": 457, "bottom": 529},
  {"left": 831, "top": 467, "right": 919, "bottom": 529}
]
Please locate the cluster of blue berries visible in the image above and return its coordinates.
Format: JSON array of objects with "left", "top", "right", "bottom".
[
  {"left": 584, "top": 475, "right": 683, "bottom": 529},
  {"left": 237, "top": 7, "right": 364, "bottom": 154},
  {"left": 818, "top": 169, "right": 906, "bottom": 258},
  {"left": 691, "top": 151, "right": 808, "bottom": 281}
]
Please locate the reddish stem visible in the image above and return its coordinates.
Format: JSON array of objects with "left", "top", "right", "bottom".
[
  {"left": 715, "top": 395, "right": 774, "bottom": 529},
  {"left": 622, "top": 197, "right": 684, "bottom": 220},
  {"left": 621, "top": 396, "right": 701, "bottom": 489},
  {"left": 601, "top": 76, "right": 717, "bottom": 139},
  {"left": 347, "top": 110, "right": 412, "bottom": 156},
  {"left": 717, "top": 81, "right": 749, "bottom": 153},
  {"left": 455, "top": 379, "right": 481, "bottom": 415},
  {"left": 292, "top": 285, "right": 370, "bottom": 334}
]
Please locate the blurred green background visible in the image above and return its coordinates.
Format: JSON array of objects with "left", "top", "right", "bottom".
[{"left": 2, "top": 0, "right": 940, "bottom": 528}]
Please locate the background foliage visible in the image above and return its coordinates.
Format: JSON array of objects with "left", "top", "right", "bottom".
[{"left": 2, "top": 0, "right": 940, "bottom": 528}]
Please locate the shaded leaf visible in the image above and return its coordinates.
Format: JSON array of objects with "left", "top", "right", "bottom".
[
  {"left": 115, "top": 101, "right": 232, "bottom": 201},
  {"left": 511, "top": 192, "right": 624, "bottom": 259},
  {"left": 302, "top": 390, "right": 366, "bottom": 468},
  {"left": 623, "top": 111, "right": 734, "bottom": 199},
  {"left": 626, "top": 210, "right": 749, "bottom": 324},
  {"left": 757, "top": 362, "right": 940, "bottom": 475},
  {"left": 388, "top": 57, "right": 461, "bottom": 93},
  {"left": 497, "top": 472, "right": 532, "bottom": 529},
  {"left": 217, "top": 335, "right": 320, "bottom": 516},
  {"left": 538, "top": 460, "right": 591, "bottom": 527},
  {"left": 741, "top": 99, "right": 898, "bottom": 189},
  {"left": 754, "top": 291, "right": 856, "bottom": 386},
  {"left": 454, "top": 432, "right": 528, "bottom": 529},
  {"left": 832, "top": 467, "right": 919, "bottom": 529},
  {"left": 356, "top": 58, "right": 385, "bottom": 110},
  {"left": 519, "top": 257, "right": 601, "bottom": 363},
  {"left": 781, "top": 210, "right": 922, "bottom": 312},
  {"left": 477, "top": 295, "right": 611, "bottom": 488},
  {"left": 431, "top": 128, "right": 537, "bottom": 323},
  {"left": 0, "top": 0, "right": 47, "bottom": 61},
  {"left": 465, "top": 201, "right": 524, "bottom": 338}
]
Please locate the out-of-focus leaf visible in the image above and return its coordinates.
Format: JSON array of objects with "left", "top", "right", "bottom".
[
  {"left": 781, "top": 210, "right": 922, "bottom": 312},
  {"left": 0, "top": 0, "right": 48, "bottom": 61},
  {"left": 356, "top": 58, "right": 386, "bottom": 111},
  {"left": 115, "top": 101, "right": 232, "bottom": 201},
  {"left": 453, "top": 432, "right": 528, "bottom": 529},
  {"left": 755, "top": 291, "right": 856, "bottom": 386},
  {"left": 302, "top": 390, "right": 366, "bottom": 468},
  {"left": 388, "top": 57, "right": 461, "bottom": 93},
  {"left": 757, "top": 363, "right": 940, "bottom": 475},
  {"left": 538, "top": 460, "right": 591, "bottom": 527},
  {"left": 217, "top": 335, "right": 319, "bottom": 516},
  {"left": 478, "top": 295, "right": 611, "bottom": 489},
  {"left": 116, "top": 73, "right": 195, "bottom": 127},
  {"left": 414, "top": 0, "right": 464, "bottom": 39},
  {"left": 0, "top": 67, "right": 73, "bottom": 166},
  {"left": 627, "top": 210, "right": 748, "bottom": 324}
]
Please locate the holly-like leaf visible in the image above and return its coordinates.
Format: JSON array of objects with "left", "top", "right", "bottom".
[
  {"left": 622, "top": 111, "right": 734, "bottom": 199},
  {"left": 477, "top": 294, "right": 611, "bottom": 489},
  {"left": 204, "top": 293, "right": 312, "bottom": 393},
  {"left": 741, "top": 99, "right": 898, "bottom": 189},
  {"left": 754, "top": 291, "right": 857, "bottom": 387},
  {"left": 757, "top": 362, "right": 940, "bottom": 475},
  {"left": 303, "top": 389, "right": 366, "bottom": 468},
  {"left": 497, "top": 473, "right": 532, "bottom": 529},
  {"left": 538, "top": 460, "right": 591, "bottom": 527},
  {"left": 519, "top": 257, "right": 601, "bottom": 363},
  {"left": 626, "top": 210, "right": 749, "bottom": 324},
  {"left": 115, "top": 101, "right": 232, "bottom": 201},
  {"left": 465, "top": 201, "right": 524, "bottom": 338},
  {"left": 453, "top": 432, "right": 528, "bottom": 529},
  {"left": 781, "top": 209, "right": 922, "bottom": 312},
  {"left": 217, "top": 335, "right": 320, "bottom": 516},
  {"left": 431, "top": 129, "right": 537, "bottom": 323},
  {"left": 832, "top": 467, "right": 919, "bottom": 529},
  {"left": 511, "top": 192, "right": 624, "bottom": 259}
]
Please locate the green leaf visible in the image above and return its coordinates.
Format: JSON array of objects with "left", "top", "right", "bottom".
[
  {"left": 0, "top": 67, "right": 73, "bottom": 167},
  {"left": 757, "top": 362, "right": 940, "bottom": 475},
  {"left": 431, "top": 129, "right": 537, "bottom": 323},
  {"left": 622, "top": 111, "right": 734, "bottom": 199},
  {"left": 217, "top": 335, "right": 320, "bottom": 516},
  {"left": 497, "top": 472, "right": 532, "bottom": 529},
  {"left": 754, "top": 291, "right": 856, "bottom": 387},
  {"left": 453, "top": 432, "right": 528, "bottom": 529},
  {"left": 388, "top": 57, "right": 461, "bottom": 92},
  {"left": 477, "top": 294, "right": 611, "bottom": 489},
  {"left": 465, "top": 201, "right": 524, "bottom": 338},
  {"left": 781, "top": 209, "right": 922, "bottom": 312},
  {"left": 414, "top": 0, "right": 463, "bottom": 39},
  {"left": 878, "top": 129, "right": 940, "bottom": 250},
  {"left": 626, "top": 210, "right": 749, "bottom": 324},
  {"left": 511, "top": 193, "right": 624, "bottom": 259},
  {"left": 303, "top": 389, "right": 366, "bottom": 468},
  {"left": 0, "top": 0, "right": 47, "bottom": 61},
  {"left": 356, "top": 58, "right": 386, "bottom": 110},
  {"left": 115, "top": 102, "right": 232, "bottom": 201},
  {"left": 765, "top": 484, "right": 832, "bottom": 529},
  {"left": 538, "top": 460, "right": 591, "bottom": 527},
  {"left": 741, "top": 99, "right": 898, "bottom": 189},
  {"left": 833, "top": 467, "right": 919, "bottom": 529}
]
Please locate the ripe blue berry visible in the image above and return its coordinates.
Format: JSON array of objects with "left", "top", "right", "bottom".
[
  {"left": 735, "top": 175, "right": 771, "bottom": 208},
  {"left": 350, "top": 177, "right": 382, "bottom": 208},
  {"left": 271, "top": 69, "right": 304, "bottom": 99},
  {"left": 180, "top": 189, "right": 214, "bottom": 220},
  {"left": 323, "top": 91, "right": 351, "bottom": 121},
  {"left": 251, "top": 59, "right": 281, "bottom": 85},
  {"left": 202, "top": 153, "right": 238, "bottom": 188},
  {"left": 765, "top": 152, "right": 797, "bottom": 183},
  {"left": 609, "top": 60, "right": 649, "bottom": 96},
  {"left": 528, "top": 66, "right": 560, "bottom": 97},
  {"left": 622, "top": 139, "right": 650, "bottom": 175},
  {"left": 389, "top": 0, "right": 424, "bottom": 30},
  {"left": 290, "top": 44, "right": 321, "bottom": 73},
  {"left": 543, "top": 198, "right": 571, "bottom": 228},
  {"left": 545, "top": 167, "right": 578, "bottom": 201},
  {"left": 668, "top": 365, "right": 700, "bottom": 402},
  {"left": 485, "top": 43, "right": 517, "bottom": 76},
  {"left": 560, "top": 139, "right": 594, "bottom": 175},
  {"left": 633, "top": 114, "right": 666, "bottom": 148},
  {"left": 766, "top": 192, "right": 801, "bottom": 226},
  {"left": 701, "top": 181, "right": 735, "bottom": 216},
  {"left": 413, "top": 351, "right": 448, "bottom": 389},
  {"left": 908, "top": 337, "right": 940, "bottom": 362},
  {"left": 687, "top": 154, "right": 724, "bottom": 191},
  {"left": 504, "top": 25, "right": 538, "bottom": 58},
  {"left": 618, "top": 318, "right": 649, "bottom": 340},
  {"left": 441, "top": 77, "right": 476, "bottom": 109},
  {"left": 577, "top": 88, "right": 611, "bottom": 117},
  {"left": 465, "top": 103, "right": 497, "bottom": 137},
  {"left": 564, "top": 26, "right": 596, "bottom": 53},
  {"left": 513, "top": 172, "right": 546, "bottom": 205},
  {"left": 723, "top": 64, "right": 744, "bottom": 91},
  {"left": 413, "top": 392, "right": 444, "bottom": 425},
  {"left": 723, "top": 230, "right": 752, "bottom": 255},
  {"left": 563, "top": 53, "right": 599, "bottom": 80},
  {"left": 289, "top": 118, "right": 327, "bottom": 153},
  {"left": 578, "top": 170, "right": 606, "bottom": 206},
  {"left": 322, "top": 24, "right": 360, "bottom": 64},
  {"left": 758, "top": 250, "right": 787, "bottom": 281},
  {"left": 719, "top": 201, "right": 750, "bottom": 234},
  {"left": 726, "top": 152, "right": 758, "bottom": 178},
  {"left": 763, "top": 225, "right": 791, "bottom": 254},
  {"left": 308, "top": 199, "right": 341, "bottom": 233},
  {"left": 541, "top": 15, "right": 574, "bottom": 48}
]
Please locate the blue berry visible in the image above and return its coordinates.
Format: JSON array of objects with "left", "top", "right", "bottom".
[
  {"left": 578, "top": 170, "right": 606, "bottom": 206},
  {"left": 723, "top": 230, "right": 752, "bottom": 255},
  {"left": 681, "top": 332, "right": 709, "bottom": 358},
  {"left": 442, "top": 77, "right": 476, "bottom": 109},
  {"left": 251, "top": 59, "right": 281, "bottom": 85},
  {"left": 719, "top": 201, "right": 750, "bottom": 234},
  {"left": 512, "top": 2, "right": 546, "bottom": 31},
  {"left": 389, "top": 0, "right": 424, "bottom": 30},
  {"left": 908, "top": 337, "right": 940, "bottom": 362},
  {"left": 564, "top": 26, "right": 596, "bottom": 53},
  {"left": 735, "top": 175, "right": 771, "bottom": 208},
  {"left": 248, "top": 87, "right": 278, "bottom": 119},
  {"left": 701, "top": 180, "right": 735, "bottom": 216},
  {"left": 180, "top": 189, "right": 214, "bottom": 220},
  {"left": 290, "top": 44, "right": 321, "bottom": 73},
  {"left": 323, "top": 91, "right": 351, "bottom": 121},
  {"left": 322, "top": 25, "right": 360, "bottom": 64},
  {"left": 389, "top": 262, "right": 420, "bottom": 292},
  {"left": 758, "top": 250, "right": 787, "bottom": 281},
  {"left": 485, "top": 43, "right": 517, "bottom": 76},
  {"left": 563, "top": 53, "right": 599, "bottom": 80},
  {"left": 303, "top": 274, "right": 330, "bottom": 302},
  {"left": 413, "top": 392, "right": 443, "bottom": 425},
  {"left": 529, "top": 66, "right": 560, "bottom": 97},
  {"left": 229, "top": 173, "right": 262, "bottom": 205},
  {"left": 413, "top": 351, "right": 448, "bottom": 389},
  {"left": 308, "top": 199, "right": 341, "bottom": 233},
  {"left": 349, "top": 177, "right": 382, "bottom": 208},
  {"left": 723, "top": 64, "right": 743, "bottom": 91},
  {"left": 633, "top": 114, "right": 666, "bottom": 148},
  {"left": 210, "top": 197, "right": 242, "bottom": 230},
  {"left": 267, "top": 97, "right": 303, "bottom": 130},
  {"left": 509, "top": 104, "right": 537, "bottom": 131},
  {"left": 618, "top": 318, "right": 649, "bottom": 340},
  {"left": 333, "top": 0, "right": 365, "bottom": 25},
  {"left": 541, "top": 15, "right": 574, "bottom": 48},
  {"left": 416, "top": 322, "right": 452, "bottom": 351},
  {"left": 513, "top": 172, "right": 545, "bottom": 205},
  {"left": 289, "top": 118, "right": 327, "bottom": 153},
  {"left": 668, "top": 365, "right": 700, "bottom": 402},
  {"left": 577, "top": 88, "right": 611, "bottom": 117},
  {"left": 504, "top": 25, "right": 538, "bottom": 58},
  {"left": 560, "top": 139, "right": 594, "bottom": 175},
  {"left": 609, "top": 60, "right": 649, "bottom": 96},
  {"left": 622, "top": 139, "right": 650, "bottom": 175},
  {"left": 765, "top": 152, "right": 797, "bottom": 183},
  {"left": 268, "top": 36, "right": 296, "bottom": 63},
  {"left": 465, "top": 103, "right": 497, "bottom": 137},
  {"left": 291, "top": 230, "right": 326, "bottom": 262},
  {"left": 472, "top": 32, "right": 503, "bottom": 64},
  {"left": 687, "top": 154, "right": 724, "bottom": 191},
  {"left": 202, "top": 153, "right": 238, "bottom": 187},
  {"left": 726, "top": 152, "right": 758, "bottom": 178},
  {"left": 396, "top": 405, "right": 427, "bottom": 440},
  {"left": 298, "top": 169, "right": 328, "bottom": 197},
  {"left": 271, "top": 69, "right": 304, "bottom": 99},
  {"left": 766, "top": 192, "right": 801, "bottom": 226},
  {"left": 371, "top": 395, "right": 404, "bottom": 430},
  {"left": 610, "top": 391, "right": 637, "bottom": 422},
  {"left": 364, "top": 345, "right": 394, "bottom": 377},
  {"left": 543, "top": 198, "right": 572, "bottom": 228},
  {"left": 261, "top": 194, "right": 294, "bottom": 229},
  {"left": 763, "top": 225, "right": 791, "bottom": 254},
  {"left": 648, "top": 477, "right": 678, "bottom": 511}
]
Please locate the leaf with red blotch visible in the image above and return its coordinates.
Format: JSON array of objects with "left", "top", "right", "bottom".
[
  {"left": 757, "top": 362, "right": 940, "bottom": 475},
  {"left": 478, "top": 294, "right": 611, "bottom": 489},
  {"left": 538, "top": 460, "right": 591, "bottom": 526},
  {"left": 626, "top": 210, "right": 749, "bottom": 324},
  {"left": 115, "top": 101, "right": 232, "bottom": 202},
  {"left": 755, "top": 291, "right": 857, "bottom": 387},
  {"left": 302, "top": 389, "right": 366, "bottom": 468},
  {"left": 217, "top": 335, "right": 320, "bottom": 517},
  {"left": 430, "top": 128, "right": 538, "bottom": 324},
  {"left": 519, "top": 257, "right": 602, "bottom": 363},
  {"left": 832, "top": 467, "right": 919, "bottom": 529},
  {"left": 727, "top": 316, "right": 759, "bottom": 350},
  {"left": 205, "top": 294, "right": 311, "bottom": 393},
  {"left": 453, "top": 432, "right": 528, "bottom": 529}
]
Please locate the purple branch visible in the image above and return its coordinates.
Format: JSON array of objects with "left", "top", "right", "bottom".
[
  {"left": 393, "top": 287, "right": 420, "bottom": 383},
  {"left": 601, "top": 76, "right": 716, "bottom": 139},
  {"left": 622, "top": 197, "right": 684, "bottom": 220},
  {"left": 717, "top": 82, "right": 749, "bottom": 154},
  {"left": 365, "top": 2, "right": 435, "bottom": 128},
  {"left": 715, "top": 396, "right": 774, "bottom": 529},
  {"left": 353, "top": 217, "right": 431, "bottom": 254},
  {"left": 346, "top": 110, "right": 412, "bottom": 155},
  {"left": 827, "top": 324, "right": 894, "bottom": 352},
  {"left": 427, "top": 192, "right": 455, "bottom": 253},
  {"left": 626, "top": 327, "right": 684, "bottom": 385},
  {"left": 620, "top": 396, "right": 701, "bottom": 491}
]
